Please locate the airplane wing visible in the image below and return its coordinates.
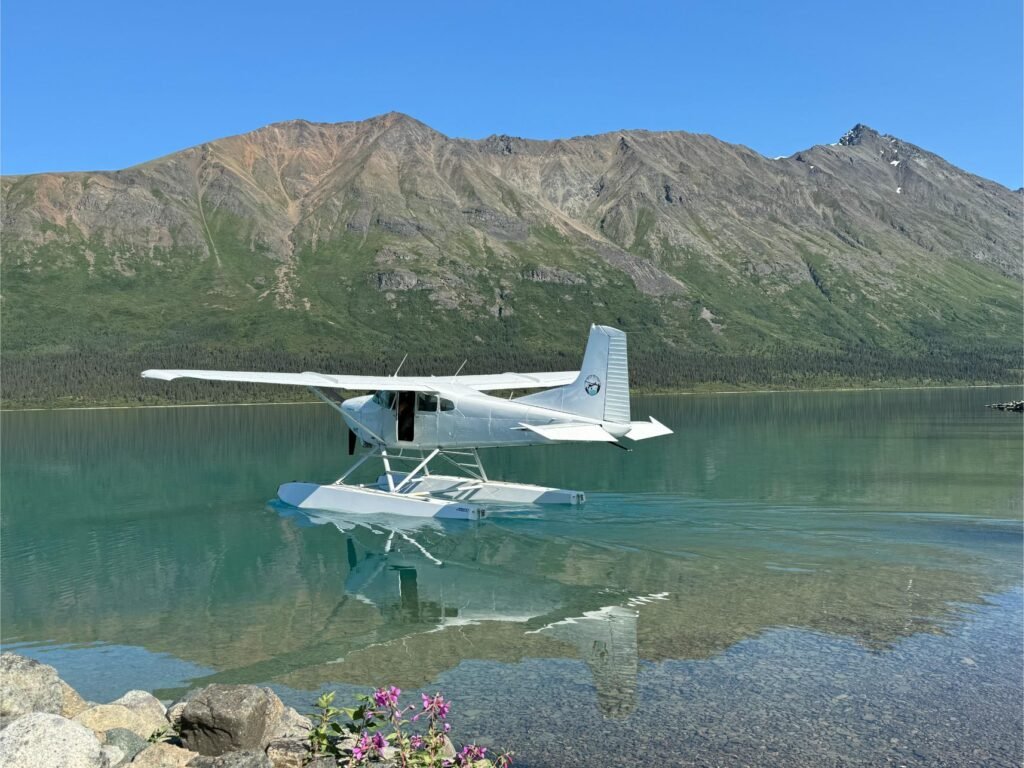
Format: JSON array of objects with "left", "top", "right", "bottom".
[
  {"left": 140, "top": 369, "right": 578, "bottom": 393},
  {"left": 440, "top": 371, "right": 578, "bottom": 391}
]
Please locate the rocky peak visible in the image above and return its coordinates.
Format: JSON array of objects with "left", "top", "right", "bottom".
[
  {"left": 480, "top": 134, "right": 521, "bottom": 155},
  {"left": 372, "top": 111, "right": 437, "bottom": 135},
  {"left": 838, "top": 123, "right": 881, "bottom": 147}
]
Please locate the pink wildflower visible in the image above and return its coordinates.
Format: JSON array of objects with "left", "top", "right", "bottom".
[
  {"left": 421, "top": 692, "right": 451, "bottom": 720},
  {"left": 373, "top": 685, "right": 402, "bottom": 709},
  {"left": 455, "top": 744, "right": 488, "bottom": 765}
]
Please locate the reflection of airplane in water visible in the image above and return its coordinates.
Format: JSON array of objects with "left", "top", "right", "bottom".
[
  {"left": 291, "top": 506, "right": 650, "bottom": 718},
  {"left": 529, "top": 606, "right": 644, "bottom": 718}
]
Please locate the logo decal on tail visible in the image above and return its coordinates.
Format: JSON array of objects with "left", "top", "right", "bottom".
[{"left": 584, "top": 375, "right": 602, "bottom": 396}]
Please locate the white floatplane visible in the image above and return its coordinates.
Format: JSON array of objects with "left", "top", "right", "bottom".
[{"left": 143, "top": 324, "right": 672, "bottom": 519}]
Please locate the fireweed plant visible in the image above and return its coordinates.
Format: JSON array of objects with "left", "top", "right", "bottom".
[{"left": 309, "top": 687, "right": 513, "bottom": 767}]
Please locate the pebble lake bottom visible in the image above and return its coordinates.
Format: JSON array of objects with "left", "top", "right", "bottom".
[{"left": 3, "top": 386, "right": 1022, "bottom": 766}]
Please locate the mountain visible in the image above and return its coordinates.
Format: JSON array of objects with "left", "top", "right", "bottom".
[{"left": 1, "top": 113, "right": 1020, "bottom": 405}]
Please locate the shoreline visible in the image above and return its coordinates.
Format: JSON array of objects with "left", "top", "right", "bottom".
[
  {"left": 0, "top": 651, "right": 496, "bottom": 767},
  {"left": 2, "top": 381, "right": 1021, "bottom": 413}
]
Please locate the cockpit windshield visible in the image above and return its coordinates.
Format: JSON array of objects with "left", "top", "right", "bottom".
[{"left": 371, "top": 390, "right": 396, "bottom": 409}]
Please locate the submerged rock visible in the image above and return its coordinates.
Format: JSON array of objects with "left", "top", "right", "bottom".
[
  {"left": 0, "top": 653, "right": 64, "bottom": 727},
  {"left": 178, "top": 685, "right": 284, "bottom": 756},
  {"left": 0, "top": 711, "right": 106, "bottom": 768}
]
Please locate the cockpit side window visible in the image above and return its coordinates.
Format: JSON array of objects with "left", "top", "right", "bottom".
[
  {"left": 439, "top": 398, "right": 455, "bottom": 412},
  {"left": 417, "top": 393, "right": 438, "bottom": 412},
  {"left": 372, "top": 391, "right": 396, "bottom": 409}
]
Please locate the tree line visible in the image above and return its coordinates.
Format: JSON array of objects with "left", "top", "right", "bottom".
[{"left": 2, "top": 341, "right": 1019, "bottom": 408}]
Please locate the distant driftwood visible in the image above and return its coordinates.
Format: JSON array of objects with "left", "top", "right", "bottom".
[{"left": 985, "top": 400, "right": 1024, "bottom": 412}]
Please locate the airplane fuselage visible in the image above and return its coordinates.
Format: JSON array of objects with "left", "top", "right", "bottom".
[{"left": 340, "top": 389, "right": 627, "bottom": 451}]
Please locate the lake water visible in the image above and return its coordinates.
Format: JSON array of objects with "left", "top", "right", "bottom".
[{"left": 3, "top": 387, "right": 1022, "bottom": 766}]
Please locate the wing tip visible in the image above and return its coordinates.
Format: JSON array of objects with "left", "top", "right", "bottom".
[{"left": 141, "top": 370, "right": 176, "bottom": 381}]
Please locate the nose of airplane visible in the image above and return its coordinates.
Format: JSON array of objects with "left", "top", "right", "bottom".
[{"left": 340, "top": 395, "right": 372, "bottom": 438}]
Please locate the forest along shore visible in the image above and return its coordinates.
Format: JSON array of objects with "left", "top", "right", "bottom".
[
  {"left": 2, "top": 341, "right": 1019, "bottom": 410},
  {"left": 2, "top": 382, "right": 1020, "bottom": 412}
]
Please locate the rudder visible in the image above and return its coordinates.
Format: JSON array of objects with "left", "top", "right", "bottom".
[{"left": 517, "top": 325, "right": 631, "bottom": 423}]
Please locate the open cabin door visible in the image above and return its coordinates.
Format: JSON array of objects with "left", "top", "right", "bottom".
[{"left": 397, "top": 391, "right": 416, "bottom": 442}]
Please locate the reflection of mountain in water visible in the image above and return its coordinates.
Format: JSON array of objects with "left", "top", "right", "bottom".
[
  {"left": 3, "top": 491, "right": 1020, "bottom": 716},
  {"left": 2, "top": 395, "right": 1021, "bottom": 715}
]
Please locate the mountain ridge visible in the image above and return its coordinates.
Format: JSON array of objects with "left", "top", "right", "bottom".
[{"left": 1, "top": 113, "right": 1020, "bottom": 405}]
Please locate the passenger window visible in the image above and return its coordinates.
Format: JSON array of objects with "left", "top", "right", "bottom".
[
  {"left": 417, "top": 394, "right": 438, "bottom": 412},
  {"left": 440, "top": 398, "right": 455, "bottom": 412}
]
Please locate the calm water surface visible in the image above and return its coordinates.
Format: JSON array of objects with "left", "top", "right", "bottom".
[{"left": 3, "top": 387, "right": 1022, "bottom": 766}]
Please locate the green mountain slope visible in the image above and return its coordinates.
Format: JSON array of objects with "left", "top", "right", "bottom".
[{"left": 2, "top": 114, "right": 1020, "bottom": 406}]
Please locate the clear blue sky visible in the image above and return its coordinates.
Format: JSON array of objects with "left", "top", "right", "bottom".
[{"left": 2, "top": 0, "right": 1021, "bottom": 188}]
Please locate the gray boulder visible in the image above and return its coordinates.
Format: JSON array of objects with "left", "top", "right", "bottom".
[
  {"left": 166, "top": 701, "right": 187, "bottom": 730},
  {"left": 0, "top": 711, "right": 106, "bottom": 768},
  {"left": 178, "top": 685, "right": 284, "bottom": 756},
  {"left": 113, "top": 691, "right": 167, "bottom": 725},
  {"left": 0, "top": 653, "right": 64, "bottom": 727},
  {"left": 105, "top": 727, "right": 149, "bottom": 762},
  {"left": 187, "top": 751, "right": 272, "bottom": 768},
  {"left": 102, "top": 743, "right": 127, "bottom": 767},
  {"left": 61, "top": 680, "right": 90, "bottom": 718},
  {"left": 265, "top": 737, "right": 308, "bottom": 768},
  {"left": 74, "top": 703, "right": 156, "bottom": 739},
  {"left": 266, "top": 707, "right": 309, "bottom": 741},
  {"left": 130, "top": 742, "right": 198, "bottom": 767},
  {"left": 261, "top": 706, "right": 311, "bottom": 767}
]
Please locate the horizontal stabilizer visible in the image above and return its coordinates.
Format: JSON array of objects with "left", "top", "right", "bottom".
[
  {"left": 624, "top": 417, "right": 674, "bottom": 441},
  {"left": 517, "top": 422, "right": 618, "bottom": 443}
]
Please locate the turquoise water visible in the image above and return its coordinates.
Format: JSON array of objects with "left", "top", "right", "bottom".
[{"left": 2, "top": 387, "right": 1022, "bottom": 766}]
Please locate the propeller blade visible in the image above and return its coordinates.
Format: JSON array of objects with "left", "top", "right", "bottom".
[{"left": 348, "top": 428, "right": 357, "bottom": 456}]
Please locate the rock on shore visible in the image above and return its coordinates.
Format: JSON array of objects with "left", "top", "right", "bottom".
[
  {"left": 0, "top": 653, "right": 313, "bottom": 768},
  {"left": 0, "top": 712, "right": 106, "bottom": 768},
  {"left": 0, "top": 653, "right": 65, "bottom": 727},
  {"left": 179, "top": 685, "right": 286, "bottom": 755}
]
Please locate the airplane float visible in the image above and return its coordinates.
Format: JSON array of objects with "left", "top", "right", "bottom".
[{"left": 143, "top": 324, "right": 672, "bottom": 520}]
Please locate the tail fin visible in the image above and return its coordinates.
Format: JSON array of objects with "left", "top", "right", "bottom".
[{"left": 517, "top": 325, "right": 631, "bottom": 423}]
